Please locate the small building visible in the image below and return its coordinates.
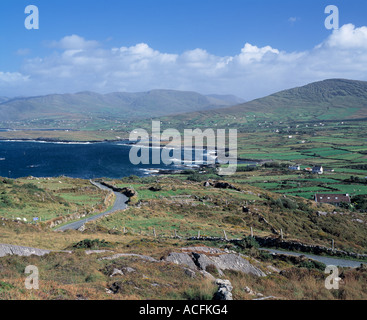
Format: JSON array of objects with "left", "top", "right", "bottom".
[
  {"left": 315, "top": 193, "right": 351, "bottom": 206},
  {"left": 289, "top": 165, "right": 301, "bottom": 171},
  {"left": 312, "top": 166, "right": 324, "bottom": 174}
]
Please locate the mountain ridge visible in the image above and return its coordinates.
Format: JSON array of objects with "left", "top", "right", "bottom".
[
  {"left": 0, "top": 90, "right": 243, "bottom": 122},
  {"left": 160, "top": 79, "right": 367, "bottom": 125}
]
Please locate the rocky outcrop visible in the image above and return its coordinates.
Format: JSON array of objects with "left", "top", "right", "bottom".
[
  {"left": 182, "top": 246, "right": 234, "bottom": 254},
  {"left": 203, "top": 181, "right": 241, "bottom": 192},
  {"left": 192, "top": 252, "right": 224, "bottom": 276},
  {"left": 100, "top": 253, "right": 158, "bottom": 262},
  {"left": 165, "top": 252, "right": 198, "bottom": 270},
  {"left": 164, "top": 247, "right": 266, "bottom": 277},
  {"left": 98, "top": 181, "right": 136, "bottom": 198},
  {"left": 213, "top": 279, "right": 233, "bottom": 300},
  {"left": 209, "top": 253, "right": 266, "bottom": 277},
  {"left": 0, "top": 243, "right": 50, "bottom": 257},
  {"left": 85, "top": 250, "right": 113, "bottom": 255},
  {"left": 109, "top": 266, "right": 136, "bottom": 277}
]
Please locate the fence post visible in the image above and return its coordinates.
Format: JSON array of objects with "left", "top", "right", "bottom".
[
  {"left": 223, "top": 230, "right": 228, "bottom": 241},
  {"left": 250, "top": 227, "right": 253, "bottom": 237}
]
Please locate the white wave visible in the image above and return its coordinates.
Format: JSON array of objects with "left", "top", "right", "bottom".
[
  {"left": 27, "top": 164, "right": 40, "bottom": 168},
  {"left": 0, "top": 139, "right": 93, "bottom": 145},
  {"left": 139, "top": 168, "right": 160, "bottom": 174}
]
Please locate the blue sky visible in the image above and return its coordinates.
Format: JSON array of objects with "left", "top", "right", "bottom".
[{"left": 1, "top": 0, "right": 367, "bottom": 99}]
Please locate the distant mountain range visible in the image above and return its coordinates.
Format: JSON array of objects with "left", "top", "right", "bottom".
[
  {"left": 2, "top": 79, "right": 367, "bottom": 127},
  {"left": 163, "top": 79, "right": 367, "bottom": 126},
  {"left": 0, "top": 90, "right": 245, "bottom": 122}
]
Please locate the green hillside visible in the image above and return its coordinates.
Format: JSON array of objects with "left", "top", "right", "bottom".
[
  {"left": 160, "top": 79, "right": 367, "bottom": 128},
  {"left": 0, "top": 90, "right": 242, "bottom": 122}
]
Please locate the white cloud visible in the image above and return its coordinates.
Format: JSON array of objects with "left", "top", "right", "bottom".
[
  {"left": 3, "top": 24, "right": 367, "bottom": 99},
  {"left": 288, "top": 17, "right": 300, "bottom": 24},
  {"left": 322, "top": 23, "right": 367, "bottom": 49},
  {"left": 50, "top": 34, "right": 100, "bottom": 50},
  {"left": 0, "top": 72, "right": 29, "bottom": 83},
  {"left": 236, "top": 43, "right": 280, "bottom": 64}
]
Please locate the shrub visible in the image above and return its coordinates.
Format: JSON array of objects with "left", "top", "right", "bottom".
[
  {"left": 237, "top": 236, "right": 260, "bottom": 249},
  {"left": 183, "top": 284, "right": 217, "bottom": 300},
  {"left": 0, "top": 281, "right": 15, "bottom": 293},
  {"left": 72, "top": 239, "right": 111, "bottom": 250},
  {"left": 270, "top": 197, "right": 298, "bottom": 210},
  {"left": 298, "top": 259, "right": 326, "bottom": 271}
]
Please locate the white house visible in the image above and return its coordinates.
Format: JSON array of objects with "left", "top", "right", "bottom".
[{"left": 312, "top": 166, "right": 324, "bottom": 174}]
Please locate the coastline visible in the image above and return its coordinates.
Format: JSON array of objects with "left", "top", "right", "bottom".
[{"left": 0, "top": 137, "right": 129, "bottom": 144}]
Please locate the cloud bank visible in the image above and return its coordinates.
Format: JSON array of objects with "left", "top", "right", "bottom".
[{"left": 2, "top": 24, "right": 367, "bottom": 100}]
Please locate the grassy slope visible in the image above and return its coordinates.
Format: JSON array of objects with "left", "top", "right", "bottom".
[
  {"left": 0, "top": 172, "right": 366, "bottom": 300},
  {"left": 0, "top": 177, "right": 108, "bottom": 222},
  {"left": 158, "top": 79, "right": 367, "bottom": 128},
  {"left": 1, "top": 208, "right": 367, "bottom": 300}
]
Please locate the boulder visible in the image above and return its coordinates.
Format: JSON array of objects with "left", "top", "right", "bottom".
[
  {"left": 192, "top": 252, "right": 266, "bottom": 277},
  {"left": 184, "top": 268, "right": 196, "bottom": 278},
  {"left": 110, "top": 268, "right": 124, "bottom": 277},
  {"left": 192, "top": 252, "right": 224, "bottom": 276},
  {"left": 165, "top": 248, "right": 266, "bottom": 278},
  {"left": 77, "top": 224, "right": 86, "bottom": 232},
  {"left": 165, "top": 252, "right": 198, "bottom": 270},
  {"left": 213, "top": 279, "right": 233, "bottom": 300}
]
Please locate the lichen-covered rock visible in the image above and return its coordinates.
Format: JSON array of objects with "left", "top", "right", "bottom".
[
  {"left": 213, "top": 279, "right": 233, "bottom": 300},
  {"left": 210, "top": 253, "right": 266, "bottom": 277},
  {"left": 165, "top": 247, "right": 266, "bottom": 277}
]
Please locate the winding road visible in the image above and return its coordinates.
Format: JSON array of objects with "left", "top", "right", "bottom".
[
  {"left": 260, "top": 248, "right": 366, "bottom": 268},
  {"left": 55, "top": 181, "right": 128, "bottom": 231}
]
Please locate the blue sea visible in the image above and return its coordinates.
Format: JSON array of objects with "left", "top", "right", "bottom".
[{"left": 0, "top": 140, "right": 204, "bottom": 179}]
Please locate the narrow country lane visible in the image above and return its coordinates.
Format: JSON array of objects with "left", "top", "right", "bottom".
[{"left": 55, "top": 181, "right": 128, "bottom": 231}]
